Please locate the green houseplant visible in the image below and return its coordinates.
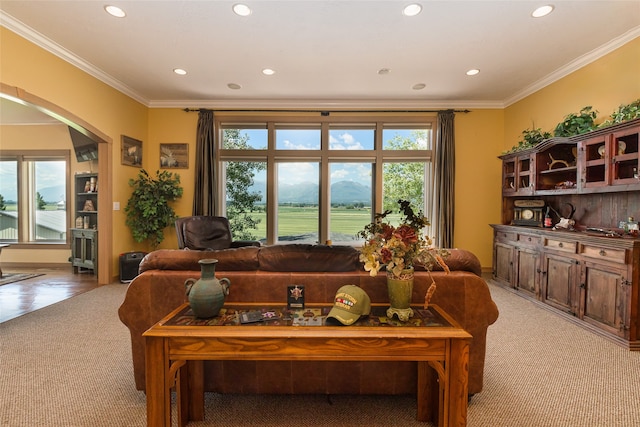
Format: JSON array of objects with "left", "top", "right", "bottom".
[
  {"left": 502, "top": 127, "right": 552, "bottom": 154},
  {"left": 553, "top": 106, "right": 598, "bottom": 137},
  {"left": 125, "top": 169, "right": 183, "bottom": 250},
  {"left": 599, "top": 99, "right": 640, "bottom": 128}
]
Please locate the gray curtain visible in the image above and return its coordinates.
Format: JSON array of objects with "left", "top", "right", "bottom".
[
  {"left": 434, "top": 110, "right": 455, "bottom": 247},
  {"left": 192, "top": 109, "right": 217, "bottom": 215}
]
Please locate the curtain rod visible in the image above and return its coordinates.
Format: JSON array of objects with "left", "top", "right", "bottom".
[{"left": 183, "top": 108, "right": 470, "bottom": 115}]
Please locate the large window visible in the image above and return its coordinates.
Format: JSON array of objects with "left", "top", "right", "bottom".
[
  {"left": 217, "top": 114, "right": 435, "bottom": 245},
  {"left": 0, "top": 152, "right": 70, "bottom": 245}
]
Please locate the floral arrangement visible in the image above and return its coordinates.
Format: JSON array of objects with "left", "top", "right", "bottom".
[{"left": 357, "top": 200, "right": 450, "bottom": 279}]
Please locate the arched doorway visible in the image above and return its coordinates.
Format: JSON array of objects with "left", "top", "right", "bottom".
[{"left": 1, "top": 83, "right": 113, "bottom": 285}]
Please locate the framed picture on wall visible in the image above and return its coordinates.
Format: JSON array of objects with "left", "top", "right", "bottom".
[
  {"left": 160, "top": 143, "right": 189, "bottom": 169},
  {"left": 121, "top": 135, "right": 143, "bottom": 167}
]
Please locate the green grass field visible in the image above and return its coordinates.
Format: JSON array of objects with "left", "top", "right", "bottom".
[
  {"left": 247, "top": 205, "right": 402, "bottom": 241},
  {"left": 1, "top": 203, "right": 61, "bottom": 211}
]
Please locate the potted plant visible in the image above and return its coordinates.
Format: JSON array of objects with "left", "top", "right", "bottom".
[
  {"left": 599, "top": 99, "right": 640, "bottom": 128},
  {"left": 125, "top": 169, "right": 183, "bottom": 250},
  {"left": 502, "top": 127, "right": 552, "bottom": 154},
  {"left": 553, "top": 106, "right": 598, "bottom": 137}
]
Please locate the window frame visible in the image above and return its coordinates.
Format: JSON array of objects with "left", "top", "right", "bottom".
[
  {"left": 216, "top": 112, "right": 436, "bottom": 245},
  {"left": 0, "top": 150, "right": 71, "bottom": 248}
]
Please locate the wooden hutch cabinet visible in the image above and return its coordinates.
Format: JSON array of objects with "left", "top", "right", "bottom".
[
  {"left": 71, "top": 172, "right": 98, "bottom": 274},
  {"left": 492, "top": 118, "right": 640, "bottom": 350}
]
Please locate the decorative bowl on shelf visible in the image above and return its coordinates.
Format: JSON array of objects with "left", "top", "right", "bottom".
[
  {"left": 598, "top": 145, "right": 605, "bottom": 158},
  {"left": 618, "top": 141, "right": 626, "bottom": 155}
]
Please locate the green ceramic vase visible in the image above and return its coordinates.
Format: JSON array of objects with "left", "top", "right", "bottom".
[
  {"left": 185, "top": 259, "right": 231, "bottom": 318},
  {"left": 386, "top": 267, "right": 414, "bottom": 321}
]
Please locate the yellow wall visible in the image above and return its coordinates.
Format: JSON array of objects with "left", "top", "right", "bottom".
[
  {"left": 504, "top": 37, "right": 640, "bottom": 151},
  {"left": 1, "top": 27, "right": 638, "bottom": 276},
  {"left": 454, "top": 109, "right": 504, "bottom": 267},
  {"left": 145, "top": 108, "right": 199, "bottom": 249},
  {"left": 1, "top": 27, "right": 148, "bottom": 277}
]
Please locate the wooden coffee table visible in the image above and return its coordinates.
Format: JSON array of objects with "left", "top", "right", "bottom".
[{"left": 143, "top": 303, "right": 471, "bottom": 427}]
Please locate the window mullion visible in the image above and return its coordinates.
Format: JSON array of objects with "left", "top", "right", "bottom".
[
  {"left": 266, "top": 122, "right": 277, "bottom": 244},
  {"left": 319, "top": 122, "right": 330, "bottom": 244}
]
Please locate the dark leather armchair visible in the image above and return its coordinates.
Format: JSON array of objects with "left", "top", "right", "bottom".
[{"left": 175, "top": 216, "right": 261, "bottom": 250}]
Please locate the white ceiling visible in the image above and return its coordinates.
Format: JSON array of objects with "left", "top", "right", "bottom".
[{"left": 1, "top": 1, "right": 639, "bottom": 111}]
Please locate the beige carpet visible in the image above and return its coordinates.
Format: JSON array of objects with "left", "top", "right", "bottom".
[{"left": 1, "top": 282, "right": 639, "bottom": 426}]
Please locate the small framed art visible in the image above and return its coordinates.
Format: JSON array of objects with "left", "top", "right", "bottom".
[
  {"left": 121, "top": 135, "right": 143, "bottom": 167},
  {"left": 160, "top": 143, "right": 189, "bottom": 169}
]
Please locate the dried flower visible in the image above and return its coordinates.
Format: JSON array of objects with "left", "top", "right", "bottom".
[{"left": 357, "top": 200, "right": 449, "bottom": 279}]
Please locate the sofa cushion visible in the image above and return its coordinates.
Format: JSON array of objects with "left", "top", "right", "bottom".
[
  {"left": 414, "top": 248, "right": 482, "bottom": 276},
  {"left": 139, "top": 247, "right": 260, "bottom": 272},
  {"left": 258, "top": 244, "right": 360, "bottom": 272}
]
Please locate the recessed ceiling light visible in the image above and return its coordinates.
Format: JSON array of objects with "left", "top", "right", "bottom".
[
  {"left": 403, "top": 4, "right": 422, "bottom": 17},
  {"left": 227, "top": 83, "right": 242, "bottom": 90},
  {"left": 412, "top": 83, "right": 426, "bottom": 90},
  {"left": 466, "top": 69, "right": 480, "bottom": 76},
  {"left": 532, "top": 5, "right": 554, "bottom": 18},
  {"left": 104, "top": 5, "right": 126, "bottom": 18},
  {"left": 377, "top": 68, "right": 391, "bottom": 75},
  {"left": 262, "top": 68, "right": 275, "bottom": 76},
  {"left": 173, "top": 68, "right": 187, "bottom": 75},
  {"left": 233, "top": 4, "right": 252, "bottom": 16}
]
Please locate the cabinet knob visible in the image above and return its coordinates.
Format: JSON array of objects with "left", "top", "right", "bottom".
[
  {"left": 599, "top": 249, "right": 606, "bottom": 256},
  {"left": 580, "top": 283, "right": 586, "bottom": 289},
  {"left": 558, "top": 242, "right": 563, "bottom": 248}
]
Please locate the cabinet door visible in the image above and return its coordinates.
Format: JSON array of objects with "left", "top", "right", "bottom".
[
  {"left": 494, "top": 241, "right": 514, "bottom": 287},
  {"left": 501, "top": 153, "right": 534, "bottom": 195},
  {"left": 611, "top": 125, "right": 640, "bottom": 186},
  {"left": 515, "top": 154, "right": 534, "bottom": 195},
  {"left": 541, "top": 253, "right": 580, "bottom": 314},
  {"left": 579, "top": 261, "right": 628, "bottom": 338},
  {"left": 71, "top": 229, "right": 97, "bottom": 272},
  {"left": 579, "top": 134, "right": 610, "bottom": 190},
  {"left": 514, "top": 247, "right": 539, "bottom": 297}
]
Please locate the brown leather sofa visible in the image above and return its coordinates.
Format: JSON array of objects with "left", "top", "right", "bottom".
[{"left": 118, "top": 244, "right": 498, "bottom": 395}]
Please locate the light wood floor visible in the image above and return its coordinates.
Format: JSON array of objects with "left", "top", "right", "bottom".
[{"left": 0, "top": 266, "right": 100, "bottom": 323}]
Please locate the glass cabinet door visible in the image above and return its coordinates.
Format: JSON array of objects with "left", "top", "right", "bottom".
[
  {"left": 611, "top": 125, "right": 640, "bottom": 186},
  {"left": 580, "top": 134, "right": 610, "bottom": 190}
]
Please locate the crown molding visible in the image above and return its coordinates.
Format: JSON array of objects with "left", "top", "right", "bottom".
[
  {"left": 0, "top": 11, "right": 150, "bottom": 106},
  {"left": 504, "top": 26, "right": 640, "bottom": 107},
  {"left": 148, "top": 98, "right": 505, "bottom": 111},
  {"left": 3, "top": 10, "right": 638, "bottom": 111}
]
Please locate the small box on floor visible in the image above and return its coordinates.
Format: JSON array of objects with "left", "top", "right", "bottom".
[{"left": 119, "top": 252, "right": 146, "bottom": 283}]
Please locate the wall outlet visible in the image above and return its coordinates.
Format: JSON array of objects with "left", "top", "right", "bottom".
[{"left": 113, "top": 201, "right": 120, "bottom": 210}]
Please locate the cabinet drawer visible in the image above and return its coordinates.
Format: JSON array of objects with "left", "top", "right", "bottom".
[
  {"left": 579, "top": 244, "right": 627, "bottom": 264},
  {"left": 496, "top": 231, "right": 516, "bottom": 242},
  {"left": 544, "top": 238, "right": 577, "bottom": 253},
  {"left": 517, "top": 234, "right": 540, "bottom": 245}
]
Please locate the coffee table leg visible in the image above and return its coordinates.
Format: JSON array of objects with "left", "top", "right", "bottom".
[
  {"left": 187, "top": 360, "right": 205, "bottom": 421},
  {"left": 416, "top": 361, "right": 439, "bottom": 422},
  {"left": 177, "top": 363, "right": 189, "bottom": 427},
  {"left": 447, "top": 339, "right": 469, "bottom": 427},
  {"left": 145, "top": 336, "right": 171, "bottom": 427}
]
